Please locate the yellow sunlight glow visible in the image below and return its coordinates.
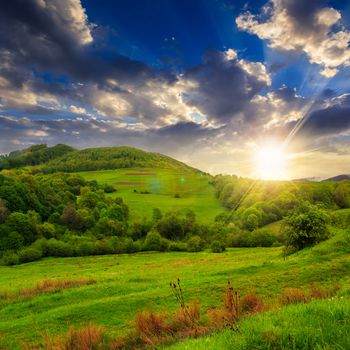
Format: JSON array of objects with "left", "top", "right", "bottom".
[{"left": 255, "top": 145, "right": 288, "bottom": 180}]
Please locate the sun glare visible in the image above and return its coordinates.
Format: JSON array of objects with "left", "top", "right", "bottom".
[{"left": 255, "top": 145, "right": 288, "bottom": 180}]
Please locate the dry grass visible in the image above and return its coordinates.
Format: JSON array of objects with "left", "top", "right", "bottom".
[
  {"left": 280, "top": 284, "right": 340, "bottom": 306},
  {"left": 135, "top": 311, "right": 171, "bottom": 345},
  {"left": 308, "top": 283, "right": 340, "bottom": 300},
  {"left": 0, "top": 278, "right": 95, "bottom": 302},
  {"left": 240, "top": 292, "right": 265, "bottom": 314},
  {"left": 280, "top": 288, "right": 307, "bottom": 305},
  {"left": 38, "top": 324, "right": 105, "bottom": 350}
]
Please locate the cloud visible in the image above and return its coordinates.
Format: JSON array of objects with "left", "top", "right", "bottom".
[
  {"left": 236, "top": 0, "right": 350, "bottom": 77},
  {"left": 182, "top": 50, "right": 271, "bottom": 123},
  {"left": 301, "top": 93, "right": 350, "bottom": 136}
]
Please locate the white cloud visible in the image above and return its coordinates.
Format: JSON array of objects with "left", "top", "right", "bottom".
[
  {"left": 38, "top": 0, "right": 94, "bottom": 45},
  {"left": 236, "top": 0, "right": 350, "bottom": 77}
]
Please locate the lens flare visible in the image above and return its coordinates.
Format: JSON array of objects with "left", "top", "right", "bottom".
[{"left": 255, "top": 145, "right": 288, "bottom": 180}]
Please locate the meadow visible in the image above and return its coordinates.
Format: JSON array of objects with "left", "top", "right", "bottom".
[
  {"left": 77, "top": 168, "right": 224, "bottom": 223},
  {"left": 0, "top": 226, "right": 349, "bottom": 349}
]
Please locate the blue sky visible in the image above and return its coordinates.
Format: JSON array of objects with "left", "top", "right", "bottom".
[{"left": 0, "top": 0, "right": 350, "bottom": 178}]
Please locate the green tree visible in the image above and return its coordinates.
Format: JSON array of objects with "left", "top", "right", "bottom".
[
  {"left": 0, "top": 199, "right": 9, "bottom": 223},
  {"left": 285, "top": 202, "right": 330, "bottom": 251},
  {"left": 6, "top": 212, "right": 37, "bottom": 244},
  {"left": 334, "top": 184, "right": 350, "bottom": 208},
  {"left": 157, "top": 212, "right": 184, "bottom": 240}
]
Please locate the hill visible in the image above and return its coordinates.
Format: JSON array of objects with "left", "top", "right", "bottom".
[
  {"left": 0, "top": 144, "right": 74, "bottom": 169},
  {"left": 323, "top": 174, "right": 350, "bottom": 182},
  {"left": 40, "top": 146, "right": 199, "bottom": 173},
  {"left": 0, "top": 144, "right": 200, "bottom": 174},
  {"left": 77, "top": 168, "right": 223, "bottom": 222},
  {"left": 0, "top": 226, "right": 348, "bottom": 349}
]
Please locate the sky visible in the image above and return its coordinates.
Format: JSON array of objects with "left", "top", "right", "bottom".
[{"left": 1, "top": 0, "right": 350, "bottom": 178}]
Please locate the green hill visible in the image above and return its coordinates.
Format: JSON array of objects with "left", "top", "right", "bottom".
[
  {"left": 0, "top": 144, "right": 75, "bottom": 169},
  {"left": 41, "top": 146, "right": 200, "bottom": 174},
  {"left": 78, "top": 168, "right": 224, "bottom": 223},
  {"left": 0, "top": 144, "right": 200, "bottom": 174}
]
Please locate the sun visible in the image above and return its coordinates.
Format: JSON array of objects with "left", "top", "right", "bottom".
[{"left": 254, "top": 145, "right": 288, "bottom": 180}]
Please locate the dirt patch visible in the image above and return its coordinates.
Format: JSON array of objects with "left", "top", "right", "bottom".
[
  {"left": 125, "top": 173, "right": 156, "bottom": 176},
  {"left": 114, "top": 181, "right": 145, "bottom": 185},
  {"left": 200, "top": 257, "right": 225, "bottom": 264},
  {"left": 172, "top": 259, "right": 194, "bottom": 266}
]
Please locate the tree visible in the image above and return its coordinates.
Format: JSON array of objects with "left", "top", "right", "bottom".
[
  {"left": 152, "top": 208, "right": 162, "bottom": 222},
  {"left": 334, "top": 184, "right": 350, "bottom": 209},
  {"left": 157, "top": 212, "right": 184, "bottom": 240},
  {"left": 6, "top": 212, "right": 37, "bottom": 244},
  {"left": 284, "top": 202, "right": 330, "bottom": 251},
  {"left": 60, "top": 204, "right": 82, "bottom": 231},
  {"left": 0, "top": 199, "right": 9, "bottom": 223}
]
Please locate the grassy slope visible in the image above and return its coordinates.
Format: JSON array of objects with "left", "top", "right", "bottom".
[
  {"left": 78, "top": 168, "right": 224, "bottom": 223},
  {"left": 0, "top": 229, "right": 349, "bottom": 348},
  {"left": 166, "top": 298, "right": 350, "bottom": 350}
]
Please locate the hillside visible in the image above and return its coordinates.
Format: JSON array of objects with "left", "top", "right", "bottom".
[
  {"left": 0, "top": 144, "right": 200, "bottom": 174},
  {"left": 324, "top": 174, "right": 350, "bottom": 182},
  {"left": 41, "top": 146, "right": 199, "bottom": 174},
  {"left": 0, "top": 227, "right": 348, "bottom": 349},
  {"left": 78, "top": 168, "right": 223, "bottom": 223},
  {"left": 0, "top": 144, "right": 75, "bottom": 169}
]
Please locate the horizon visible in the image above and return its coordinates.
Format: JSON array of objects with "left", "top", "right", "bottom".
[{"left": 1, "top": 0, "right": 350, "bottom": 179}]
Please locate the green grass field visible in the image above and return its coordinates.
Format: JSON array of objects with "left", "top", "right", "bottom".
[
  {"left": 166, "top": 297, "right": 350, "bottom": 350},
  {"left": 0, "top": 228, "right": 349, "bottom": 349},
  {"left": 78, "top": 168, "right": 225, "bottom": 222}
]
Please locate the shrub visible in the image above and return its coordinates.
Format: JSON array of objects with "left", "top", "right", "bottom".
[
  {"left": 168, "top": 242, "right": 188, "bottom": 252},
  {"left": 240, "top": 292, "right": 264, "bottom": 313},
  {"left": 211, "top": 240, "right": 225, "bottom": 253},
  {"left": 75, "top": 241, "right": 96, "bottom": 256},
  {"left": 18, "top": 247, "right": 42, "bottom": 263},
  {"left": 143, "top": 231, "right": 168, "bottom": 252},
  {"left": 42, "top": 239, "right": 73, "bottom": 257},
  {"left": 102, "top": 184, "right": 116, "bottom": 193},
  {"left": 250, "top": 228, "right": 277, "bottom": 247},
  {"left": 121, "top": 238, "right": 141, "bottom": 254},
  {"left": 187, "top": 235, "right": 204, "bottom": 252},
  {"left": 93, "top": 240, "right": 114, "bottom": 255},
  {"left": 1, "top": 252, "right": 19, "bottom": 266}
]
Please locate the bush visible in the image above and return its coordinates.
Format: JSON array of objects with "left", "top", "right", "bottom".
[
  {"left": 1, "top": 252, "right": 19, "bottom": 266},
  {"left": 102, "top": 184, "right": 116, "bottom": 193},
  {"left": 143, "top": 231, "right": 169, "bottom": 252},
  {"left": 75, "top": 241, "right": 96, "bottom": 256},
  {"left": 42, "top": 239, "right": 73, "bottom": 257},
  {"left": 187, "top": 235, "right": 204, "bottom": 252},
  {"left": 18, "top": 247, "right": 42, "bottom": 263},
  {"left": 250, "top": 228, "right": 277, "bottom": 247},
  {"left": 121, "top": 238, "right": 141, "bottom": 254},
  {"left": 168, "top": 242, "right": 188, "bottom": 251},
  {"left": 211, "top": 240, "right": 225, "bottom": 253}
]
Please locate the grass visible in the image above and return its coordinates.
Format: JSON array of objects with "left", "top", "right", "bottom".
[
  {"left": 165, "top": 297, "right": 350, "bottom": 350},
  {"left": 0, "top": 228, "right": 349, "bottom": 349},
  {"left": 77, "top": 168, "right": 225, "bottom": 223}
]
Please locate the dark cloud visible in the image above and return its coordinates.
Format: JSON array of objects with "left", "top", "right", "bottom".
[
  {"left": 183, "top": 51, "right": 270, "bottom": 122},
  {"left": 0, "top": 0, "right": 174, "bottom": 107},
  {"left": 303, "top": 100, "right": 350, "bottom": 136}
]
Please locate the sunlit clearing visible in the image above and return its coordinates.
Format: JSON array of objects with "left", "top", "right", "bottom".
[{"left": 255, "top": 146, "right": 288, "bottom": 180}]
